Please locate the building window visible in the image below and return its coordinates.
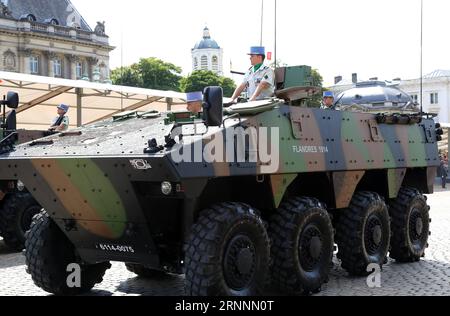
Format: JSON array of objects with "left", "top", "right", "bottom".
[
  {"left": 212, "top": 56, "right": 218, "bottom": 72},
  {"left": 410, "top": 94, "right": 418, "bottom": 103},
  {"left": 99, "top": 63, "right": 107, "bottom": 81},
  {"left": 194, "top": 57, "right": 198, "bottom": 70},
  {"left": 53, "top": 59, "right": 62, "bottom": 77},
  {"left": 30, "top": 56, "right": 39, "bottom": 74},
  {"left": 76, "top": 62, "right": 83, "bottom": 79},
  {"left": 430, "top": 92, "right": 439, "bottom": 105},
  {"left": 201, "top": 55, "right": 208, "bottom": 70}
]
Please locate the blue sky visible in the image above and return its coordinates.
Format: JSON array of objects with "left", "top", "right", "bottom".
[{"left": 72, "top": 0, "right": 450, "bottom": 86}]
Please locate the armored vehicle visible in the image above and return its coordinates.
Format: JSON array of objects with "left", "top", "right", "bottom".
[
  {"left": 334, "top": 81, "right": 419, "bottom": 113},
  {"left": 0, "top": 92, "right": 44, "bottom": 251},
  {"left": 0, "top": 66, "right": 441, "bottom": 296}
]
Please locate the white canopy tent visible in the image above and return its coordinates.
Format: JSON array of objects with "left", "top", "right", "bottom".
[{"left": 0, "top": 71, "right": 188, "bottom": 130}]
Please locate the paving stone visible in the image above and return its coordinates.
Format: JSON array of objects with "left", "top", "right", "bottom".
[{"left": 1, "top": 187, "right": 450, "bottom": 296}]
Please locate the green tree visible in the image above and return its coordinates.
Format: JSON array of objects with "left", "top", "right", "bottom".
[
  {"left": 180, "top": 70, "right": 236, "bottom": 97},
  {"left": 111, "top": 64, "right": 142, "bottom": 87},
  {"left": 309, "top": 69, "right": 325, "bottom": 108},
  {"left": 111, "top": 57, "right": 182, "bottom": 91},
  {"left": 268, "top": 59, "right": 325, "bottom": 108}
]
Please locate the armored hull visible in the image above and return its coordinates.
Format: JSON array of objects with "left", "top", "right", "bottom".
[
  {"left": 0, "top": 81, "right": 441, "bottom": 296},
  {"left": 0, "top": 103, "right": 439, "bottom": 262}
]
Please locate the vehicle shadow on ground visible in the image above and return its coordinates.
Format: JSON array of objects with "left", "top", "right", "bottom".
[
  {"left": 0, "top": 239, "right": 27, "bottom": 269},
  {"left": 114, "top": 274, "right": 186, "bottom": 296},
  {"left": 0, "top": 239, "right": 20, "bottom": 256}
]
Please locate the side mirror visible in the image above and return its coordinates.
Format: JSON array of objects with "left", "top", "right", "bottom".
[
  {"left": 6, "top": 92, "right": 19, "bottom": 109},
  {"left": 203, "top": 86, "right": 223, "bottom": 127}
]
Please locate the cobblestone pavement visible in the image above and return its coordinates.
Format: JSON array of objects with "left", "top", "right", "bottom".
[{"left": 1, "top": 186, "right": 449, "bottom": 296}]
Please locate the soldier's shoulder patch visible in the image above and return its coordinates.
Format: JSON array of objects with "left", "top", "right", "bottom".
[{"left": 264, "top": 75, "right": 269, "bottom": 80}]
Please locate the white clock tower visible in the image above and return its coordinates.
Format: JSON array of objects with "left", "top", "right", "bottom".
[{"left": 191, "top": 27, "right": 223, "bottom": 75}]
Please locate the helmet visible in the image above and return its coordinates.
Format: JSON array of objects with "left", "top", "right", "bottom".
[
  {"left": 248, "top": 46, "right": 266, "bottom": 56},
  {"left": 57, "top": 104, "right": 69, "bottom": 113},
  {"left": 323, "top": 91, "right": 335, "bottom": 99},
  {"left": 186, "top": 91, "right": 203, "bottom": 103}
]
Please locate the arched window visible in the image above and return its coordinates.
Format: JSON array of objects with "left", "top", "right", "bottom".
[
  {"left": 212, "top": 56, "right": 218, "bottom": 72},
  {"left": 19, "top": 14, "right": 37, "bottom": 22},
  {"left": 45, "top": 18, "right": 60, "bottom": 25},
  {"left": 194, "top": 57, "right": 198, "bottom": 70},
  {"left": 201, "top": 55, "right": 208, "bottom": 70}
]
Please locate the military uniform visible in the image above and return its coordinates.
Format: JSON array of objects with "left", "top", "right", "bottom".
[
  {"left": 320, "top": 103, "right": 332, "bottom": 110},
  {"left": 243, "top": 64, "right": 275, "bottom": 100},
  {"left": 321, "top": 91, "right": 335, "bottom": 110},
  {"left": 51, "top": 115, "right": 69, "bottom": 131},
  {"left": 439, "top": 161, "right": 448, "bottom": 189}
]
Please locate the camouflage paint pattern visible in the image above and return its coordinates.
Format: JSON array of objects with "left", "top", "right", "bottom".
[{"left": 0, "top": 102, "right": 440, "bottom": 263}]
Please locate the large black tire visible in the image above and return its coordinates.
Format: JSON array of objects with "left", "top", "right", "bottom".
[
  {"left": 0, "top": 192, "right": 42, "bottom": 251},
  {"left": 269, "top": 197, "right": 334, "bottom": 295},
  {"left": 125, "top": 263, "right": 167, "bottom": 278},
  {"left": 185, "top": 202, "right": 270, "bottom": 296},
  {"left": 336, "top": 192, "right": 391, "bottom": 276},
  {"left": 389, "top": 187, "right": 430, "bottom": 263},
  {"left": 25, "top": 212, "right": 111, "bottom": 295}
]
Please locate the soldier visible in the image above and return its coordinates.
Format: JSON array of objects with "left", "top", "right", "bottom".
[
  {"left": 439, "top": 159, "right": 448, "bottom": 189},
  {"left": 230, "top": 46, "right": 275, "bottom": 102},
  {"left": 186, "top": 91, "right": 203, "bottom": 115},
  {"left": 321, "top": 91, "right": 335, "bottom": 109},
  {"left": 49, "top": 104, "right": 70, "bottom": 132}
]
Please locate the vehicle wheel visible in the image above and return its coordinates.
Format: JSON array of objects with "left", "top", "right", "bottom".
[
  {"left": 25, "top": 211, "right": 111, "bottom": 295},
  {"left": 125, "top": 263, "right": 167, "bottom": 278},
  {"left": 389, "top": 187, "right": 430, "bottom": 262},
  {"left": 335, "top": 192, "right": 390, "bottom": 276},
  {"left": 269, "top": 197, "right": 334, "bottom": 295},
  {"left": 185, "top": 202, "right": 270, "bottom": 296},
  {"left": 0, "top": 192, "right": 42, "bottom": 251}
]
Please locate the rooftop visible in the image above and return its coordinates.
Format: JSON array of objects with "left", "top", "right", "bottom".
[
  {"left": 423, "top": 69, "right": 450, "bottom": 79},
  {"left": 193, "top": 27, "right": 220, "bottom": 50},
  {"left": 5, "top": 0, "right": 91, "bottom": 31}
]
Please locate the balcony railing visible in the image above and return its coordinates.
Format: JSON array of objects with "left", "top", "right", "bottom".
[
  {"left": 30, "top": 23, "right": 48, "bottom": 32},
  {"left": 24, "top": 22, "right": 108, "bottom": 44},
  {"left": 54, "top": 25, "right": 70, "bottom": 36},
  {"left": 77, "top": 30, "right": 91, "bottom": 40}
]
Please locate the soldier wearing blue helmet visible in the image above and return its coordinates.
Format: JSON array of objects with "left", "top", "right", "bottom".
[
  {"left": 321, "top": 91, "right": 335, "bottom": 109},
  {"left": 186, "top": 91, "right": 203, "bottom": 114},
  {"left": 230, "top": 46, "right": 275, "bottom": 102},
  {"left": 49, "top": 103, "right": 70, "bottom": 132}
]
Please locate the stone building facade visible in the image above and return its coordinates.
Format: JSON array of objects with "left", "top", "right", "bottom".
[{"left": 0, "top": 0, "right": 113, "bottom": 81}]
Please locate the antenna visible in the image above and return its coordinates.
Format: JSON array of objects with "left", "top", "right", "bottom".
[
  {"left": 120, "top": 29, "right": 124, "bottom": 112},
  {"left": 274, "top": 0, "right": 277, "bottom": 68},
  {"left": 260, "top": 0, "right": 264, "bottom": 46},
  {"left": 420, "top": 0, "right": 423, "bottom": 114}
]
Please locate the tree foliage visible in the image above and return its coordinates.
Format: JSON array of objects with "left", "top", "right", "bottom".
[
  {"left": 180, "top": 70, "right": 236, "bottom": 97},
  {"left": 111, "top": 57, "right": 182, "bottom": 91},
  {"left": 309, "top": 69, "right": 325, "bottom": 108}
]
